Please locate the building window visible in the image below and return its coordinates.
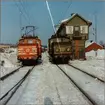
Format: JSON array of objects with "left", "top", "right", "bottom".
[
  {"left": 74, "top": 26, "right": 79, "bottom": 31},
  {"left": 80, "top": 26, "right": 88, "bottom": 34},
  {"left": 66, "top": 26, "right": 73, "bottom": 34}
]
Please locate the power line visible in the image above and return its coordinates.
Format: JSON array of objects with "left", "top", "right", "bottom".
[
  {"left": 19, "top": 0, "right": 31, "bottom": 25},
  {"left": 19, "top": 0, "right": 38, "bottom": 28},
  {"left": 14, "top": 0, "right": 30, "bottom": 25},
  {"left": 14, "top": 2, "right": 27, "bottom": 22},
  {"left": 63, "top": 0, "right": 72, "bottom": 18},
  {"left": 57, "top": 0, "right": 72, "bottom": 24}
]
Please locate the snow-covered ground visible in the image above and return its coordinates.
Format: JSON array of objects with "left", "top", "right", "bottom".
[
  {"left": 0, "top": 48, "right": 18, "bottom": 77},
  {"left": 70, "top": 49, "right": 105, "bottom": 82},
  {"left": 0, "top": 66, "right": 32, "bottom": 97},
  {"left": 59, "top": 64, "right": 104, "bottom": 105},
  {"left": 0, "top": 49, "right": 104, "bottom": 105},
  {"left": 0, "top": 48, "right": 18, "bottom": 67},
  {"left": 6, "top": 52, "right": 92, "bottom": 105},
  {"left": 86, "top": 49, "right": 105, "bottom": 60}
]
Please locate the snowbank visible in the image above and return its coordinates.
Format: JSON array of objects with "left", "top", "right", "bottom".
[
  {"left": 70, "top": 59, "right": 105, "bottom": 82},
  {"left": 70, "top": 49, "right": 105, "bottom": 81},
  {"left": 0, "top": 55, "right": 15, "bottom": 68},
  {"left": 0, "top": 48, "right": 17, "bottom": 68},
  {"left": 86, "top": 49, "right": 105, "bottom": 60},
  {"left": 69, "top": 49, "right": 105, "bottom": 81}
]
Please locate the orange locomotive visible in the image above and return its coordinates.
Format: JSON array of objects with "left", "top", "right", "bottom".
[{"left": 17, "top": 26, "right": 42, "bottom": 64}]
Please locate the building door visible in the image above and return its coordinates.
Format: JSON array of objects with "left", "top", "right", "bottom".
[
  {"left": 79, "top": 49, "right": 85, "bottom": 59},
  {"left": 74, "top": 40, "right": 79, "bottom": 59}
]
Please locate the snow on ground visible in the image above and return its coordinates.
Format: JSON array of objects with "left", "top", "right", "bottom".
[
  {"left": 0, "top": 48, "right": 18, "bottom": 67},
  {"left": 0, "top": 53, "right": 16, "bottom": 68},
  {"left": 0, "top": 51, "right": 104, "bottom": 105},
  {"left": 70, "top": 49, "right": 105, "bottom": 82},
  {"left": 6, "top": 52, "right": 92, "bottom": 105},
  {"left": 0, "top": 66, "right": 32, "bottom": 98},
  {"left": 0, "top": 66, "right": 18, "bottom": 77},
  {"left": 86, "top": 49, "right": 105, "bottom": 60},
  {"left": 59, "top": 64, "right": 104, "bottom": 105},
  {"left": 0, "top": 48, "right": 19, "bottom": 77}
]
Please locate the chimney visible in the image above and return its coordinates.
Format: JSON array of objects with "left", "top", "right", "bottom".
[
  {"left": 90, "top": 40, "right": 93, "bottom": 43},
  {"left": 71, "top": 13, "right": 75, "bottom": 16}
]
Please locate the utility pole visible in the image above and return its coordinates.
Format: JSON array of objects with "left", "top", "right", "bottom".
[
  {"left": 94, "top": 13, "right": 97, "bottom": 57},
  {"left": 0, "top": 0, "right": 1, "bottom": 78},
  {"left": 0, "top": 0, "right": 1, "bottom": 44},
  {"left": 20, "top": 12, "right": 22, "bottom": 36}
]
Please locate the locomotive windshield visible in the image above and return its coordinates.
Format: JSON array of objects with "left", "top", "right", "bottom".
[{"left": 28, "top": 39, "right": 33, "bottom": 44}]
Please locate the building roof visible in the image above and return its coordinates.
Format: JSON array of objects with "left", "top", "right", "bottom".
[
  {"left": 56, "top": 13, "right": 92, "bottom": 34},
  {"left": 61, "top": 13, "right": 92, "bottom": 26},
  {"left": 85, "top": 41, "right": 103, "bottom": 48}
]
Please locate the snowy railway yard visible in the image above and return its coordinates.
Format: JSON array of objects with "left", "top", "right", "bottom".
[{"left": 0, "top": 49, "right": 105, "bottom": 105}]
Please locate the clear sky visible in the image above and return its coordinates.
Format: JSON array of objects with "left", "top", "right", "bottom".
[{"left": 1, "top": 0, "right": 105, "bottom": 45}]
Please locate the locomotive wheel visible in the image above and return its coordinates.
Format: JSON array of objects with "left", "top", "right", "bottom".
[{"left": 22, "top": 61, "right": 26, "bottom": 66}]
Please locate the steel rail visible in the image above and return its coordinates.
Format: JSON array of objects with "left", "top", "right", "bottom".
[
  {"left": 0, "top": 66, "right": 23, "bottom": 81},
  {"left": 0, "top": 66, "right": 35, "bottom": 105},
  {"left": 56, "top": 65, "right": 97, "bottom": 105},
  {"left": 68, "top": 64, "right": 104, "bottom": 83}
]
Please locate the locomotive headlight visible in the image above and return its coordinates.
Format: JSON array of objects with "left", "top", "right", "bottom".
[
  {"left": 66, "top": 48, "right": 70, "bottom": 51},
  {"left": 32, "top": 48, "right": 36, "bottom": 52},
  {"left": 56, "top": 48, "right": 59, "bottom": 52}
]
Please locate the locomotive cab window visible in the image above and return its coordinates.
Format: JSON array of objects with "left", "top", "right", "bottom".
[
  {"left": 28, "top": 39, "right": 33, "bottom": 44},
  {"left": 19, "top": 39, "right": 24, "bottom": 44}
]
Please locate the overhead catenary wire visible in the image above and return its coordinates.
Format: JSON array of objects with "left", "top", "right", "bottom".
[
  {"left": 14, "top": 0, "right": 30, "bottom": 25},
  {"left": 57, "top": 0, "right": 72, "bottom": 25},
  {"left": 19, "top": 0, "right": 31, "bottom": 25},
  {"left": 18, "top": 0, "right": 38, "bottom": 36}
]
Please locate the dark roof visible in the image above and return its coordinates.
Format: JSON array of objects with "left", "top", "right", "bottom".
[
  {"left": 63, "top": 13, "right": 92, "bottom": 26},
  {"left": 56, "top": 13, "right": 92, "bottom": 34},
  {"left": 49, "top": 35, "right": 69, "bottom": 40},
  {"left": 86, "top": 42, "right": 103, "bottom": 48}
]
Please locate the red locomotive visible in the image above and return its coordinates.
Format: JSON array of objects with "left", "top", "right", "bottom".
[{"left": 17, "top": 26, "right": 42, "bottom": 64}]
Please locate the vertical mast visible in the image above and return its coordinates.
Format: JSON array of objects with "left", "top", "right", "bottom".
[
  {"left": 94, "top": 13, "right": 97, "bottom": 57},
  {"left": 46, "top": 0, "right": 56, "bottom": 34}
]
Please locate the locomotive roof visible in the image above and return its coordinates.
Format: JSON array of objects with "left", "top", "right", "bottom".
[
  {"left": 19, "top": 35, "right": 39, "bottom": 39},
  {"left": 49, "top": 35, "right": 69, "bottom": 39}
]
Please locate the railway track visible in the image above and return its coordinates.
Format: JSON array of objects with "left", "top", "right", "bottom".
[
  {"left": 68, "top": 64, "right": 104, "bottom": 83},
  {"left": 0, "top": 66, "right": 35, "bottom": 105},
  {"left": 56, "top": 64, "right": 102, "bottom": 105},
  {"left": 0, "top": 66, "right": 23, "bottom": 81}
]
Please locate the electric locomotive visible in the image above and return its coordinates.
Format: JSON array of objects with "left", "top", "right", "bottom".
[
  {"left": 17, "top": 26, "right": 42, "bottom": 65},
  {"left": 48, "top": 35, "right": 73, "bottom": 63}
]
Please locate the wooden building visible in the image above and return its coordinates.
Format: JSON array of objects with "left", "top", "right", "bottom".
[
  {"left": 85, "top": 42, "right": 103, "bottom": 52},
  {"left": 56, "top": 13, "right": 92, "bottom": 59}
]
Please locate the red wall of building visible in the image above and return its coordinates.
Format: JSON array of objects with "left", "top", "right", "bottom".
[{"left": 85, "top": 43, "right": 103, "bottom": 52}]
